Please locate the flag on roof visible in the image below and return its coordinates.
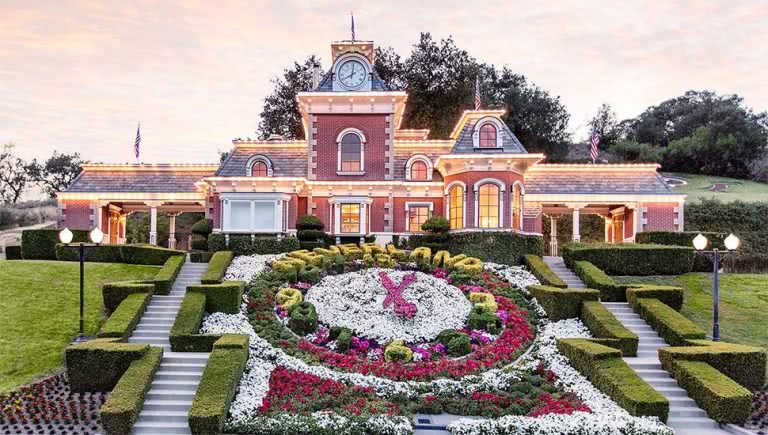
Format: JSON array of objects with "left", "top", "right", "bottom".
[
  {"left": 474, "top": 76, "right": 481, "bottom": 110},
  {"left": 590, "top": 130, "right": 600, "bottom": 163},
  {"left": 351, "top": 12, "right": 356, "bottom": 41},
  {"left": 134, "top": 123, "right": 141, "bottom": 162}
]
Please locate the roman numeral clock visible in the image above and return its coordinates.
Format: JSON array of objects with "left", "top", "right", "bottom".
[{"left": 332, "top": 49, "right": 373, "bottom": 91}]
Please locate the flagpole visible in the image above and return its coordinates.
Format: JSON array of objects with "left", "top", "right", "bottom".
[{"left": 135, "top": 122, "right": 141, "bottom": 164}]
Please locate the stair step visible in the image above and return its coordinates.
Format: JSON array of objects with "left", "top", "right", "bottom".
[
  {"left": 133, "top": 420, "right": 191, "bottom": 434},
  {"left": 135, "top": 410, "right": 189, "bottom": 423},
  {"left": 146, "top": 390, "right": 195, "bottom": 401},
  {"left": 161, "top": 362, "right": 207, "bottom": 372},
  {"left": 132, "top": 330, "right": 169, "bottom": 337},
  {"left": 143, "top": 400, "right": 193, "bottom": 412},
  {"left": 155, "top": 371, "right": 203, "bottom": 382},
  {"left": 656, "top": 387, "right": 690, "bottom": 398},
  {"left": 668, "top": 408, "right": 708, "bottom": 418},
  {"left": 151, "top": 380, "right": 199, "bottom": 391},
  {"left": 666, "top": 417, "right": 720, "bottom": 429}
]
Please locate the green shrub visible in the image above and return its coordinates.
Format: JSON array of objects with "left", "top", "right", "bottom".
[
  {"left": 297, "top": 229, "right": 325, "bottom": 242},
  {"left": 153, "top": 254, "right": 185, "bottom": 295},
  {"left": 191, "top": 236, "right": 209, "bottom": 251},
  {"left": 722, "top": 253, "right": 768, "bottom": 274},
  {"left": 190, "top": 251, "right": 214, "bottom": 263},
  {"left": 288, "top": 302, "right": 317, "bottom": 335},
  {"left": 335, "top": 328, "right": 352, "bottom": 353},
  {"left": 201, "top": 251, "right": 234, "bottom": 284},
  {"left": 191, "top": 218, "right": 214, "bottom": 236},
  {"left": 169, "top": 292, "right": 222, "bottom": 352},
  {"left": 659, "top": 340, "right": 766, "bottom": 390},
  {"left": 296, "top": 214, "right": 324, "bottom": 231},
  {"left": 573, "top": 261, "right": 629, "bottom": 302},
  {"left": 562, "top": 243, "right": 695, "bottom": 275},
  {"left": 467, "top": 307, "right": 502, "bottom": 334},
  {"left": 22, "top": 229, "right": 88, "bottom": 260},
  {"left": 65, "top": 339, "right": 148, "bottom": 392},
  {"left": 528, "top": 285, "right": 600, "bottom": 320},
  {"left": 119, "top": 244, "right": 185, "bottom": 265},
  {"left": 298, "top": 265, "right": 322, "bottom": 284},
  {"left": 55, "top": 243, "right": 123, "bottom": 263},
  {"left": 100, "top": 347, "right": 162, "bottom": 435},
  {"left": 632, "top": 299, "right": 706, "bottom": 346},
  {"left": 437, "top": 330, "right": 464, "bottom": 347},
  {"left": 446, "top": 231, "right": 544, "bottom": 265},
  {"left": 581, "top": 301, "right": 638, "bottom": 356},
  {"left": 4, "top": 245, "right": 22, "bottom": 259},
  {"left": 447, "top": 334, "right": 472, "bottom": 357},
  {"left": 103, "top": 281, "right": 155, "bottom": 312},
  {"left": 626, "top": 286, "right": 684, "bottom": 311},
  {"left": 189, "top": 336, "right": 249, "bottom": 435},
  {"left": 557, "top": 338, "right": 668, "bottom": 421},
  {"left": 421, "top": 216, "right": 450, "bottom": 234},
  {"left": 636, "top": 231, "right": 727, "bottom": 249},
  {"left": 662, "top": 359, "right": 751, "bottom": 423},
  {"left": 209, "top": 234, "right": 300, "bottom": 255},
  {"left": 524, "top": 255, "right": 567, "bottom": 288},
  {"left": 188, "top": 281, "right": 244, "bottom": 314},
  {"left": 98, "top": 293, "right": 152, "bottom": 340}
]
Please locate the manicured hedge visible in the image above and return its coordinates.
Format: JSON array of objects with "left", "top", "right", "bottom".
[
  {"left": 188, "top": 335, "right": 249, "bottom": 434},
  {"left": 119, "top": 244, "right": 185, "bottom": 265},
  {"left": 100, "top": 346, "right": 163, "bottom": 435},
  {"left": 208, "top": 234, "right": 300, "bottom": 255},
  {"left": 626, "top": 285, "right": 684, "bottom": 311},
  {"left": 524, "top": 255, "right": 567, "bottom": 288},
  {"left": 663, "top": 359, "right": 751, "bottom": 423},
  {"left": 153, "top": 254, "right": 185, "bottom": 295},
  {"left": 573, "top": 261, "right": 629, "bottom": 302},
  {"left": 562, "top": 243, "right": 695, "bottom": 275},
  {"left": 557, "top": 338, "right": 668, "bottom": 421},
  {"left": 528, "top": 285, "right": 600, "bottom": 321},
  {"left": 169, "top": 292, "right": 222, "bottom": 352},
  {"left": 4, "top": 245, "right": 22, "bottom": 260},
  {"left": 98, "top": 293, "right": 152, "bottom": 340},
  {"left": 581, "top": 301, "right": 638, "bottom": 356},
  {"left": 55, "top": 243, "right": 124, "bottom": 263},
  {"left": 22, "top": 229, "right": 88, "bottom": 260},
  {"left": 659, "top": 340, "right": 767, "bottom": 391},
  {"left": 65, "top": 339, "right": 148, "bottom": 392},
  {"left": 446, "top": 231, "right": 544, "bottom": 265},
  {"left": 103, "top": 281, "right": 155, "bottom": 312},
  {"left": 188, "top": 281, "right": 245, "bottom": 314},
  {"left": 631, "top": 298, "right": 706, "bottom": 346},
  {"left": 201, "top": 251, "right": 234, "bottom": 284},
  {"left": 190, "top": 251, "right": 214, "bottom": 263},
  {"left": 636, "top": 231, "right": 727, "bottom": 249}
]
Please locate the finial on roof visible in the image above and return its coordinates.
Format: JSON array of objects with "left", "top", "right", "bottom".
[{"left": 351, "top": 11, "right": 356, "bottom": 41}]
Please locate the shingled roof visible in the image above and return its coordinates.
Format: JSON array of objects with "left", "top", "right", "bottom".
[
  {"left": 450, "top": 113, "right": 527, "bottom": 154},
  {"left": 393, "top": 143, "right": 452, "bottom": 181},
  {"left": 525, "top": 165, "right": 676, "bottom": 195},
  {"left": 314, "top": 69, "right": 391, "bottom": 92},
  {"left": 217, "top": 145, "right": 307, "bottom": 177},
  {"left": 66, "top": 165, "right": 216, "bottom": 193}
]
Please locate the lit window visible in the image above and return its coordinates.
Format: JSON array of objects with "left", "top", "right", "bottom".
[
  {"left": 449, "top": 185, "right": 464, "bottom": 229},
  {"left": 479, "top": 123, "right": 497, "bottom": 148},
  {"left": 340, "top": 133, "right": 362, "bottom": 172},
  {"left": 251, "top": 161, "right": 268, "bottom": 177},
  {"left": 513, "top": 184, "right": 523, "bottom": 230},
  {"left": 409, "top": 205, "right": 430, "bottom": 232},
  {"left": 410, "top": 160, "right": 428, "bottom": 180},
  {"left": 340, "top": 204, "right": 361, "bottom": 233},
  {"left": 478, "top": 183, "right": 500, "bottom": 228}
]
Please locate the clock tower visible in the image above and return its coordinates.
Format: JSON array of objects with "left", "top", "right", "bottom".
[{"left": 330, "top": 41, "right": 375, "bottom": 92}]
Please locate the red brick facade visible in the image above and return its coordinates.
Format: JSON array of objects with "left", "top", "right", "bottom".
[
  {"left": 644, "top": 203, "right": 677, "bottom": 231},
  {"left": 314, "top": 114, "right": 391, "bottom": 181},
  {"left": 444, "top": 171, "right": 524, "bottom": 229},
  {"left": 61, "top": 200, "right": 93, "bottom": 230}
]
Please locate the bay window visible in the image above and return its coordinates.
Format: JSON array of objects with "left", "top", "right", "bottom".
[
  {"left": 221, "top": 193, "right": 289, "bottom": 233},
  {"left": 340, "top": 204, "right": 361, "bottom": 233}
]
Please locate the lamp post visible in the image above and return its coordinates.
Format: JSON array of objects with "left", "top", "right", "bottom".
[
  {"left": 692, "top": 233, "right": 740, "bottom": 341},
  {"left": 59, "top": 227, "right": 104, "bottom": 343}
]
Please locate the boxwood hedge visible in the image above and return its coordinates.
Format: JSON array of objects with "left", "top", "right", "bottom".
[
  {"left": 208, "top": 234, "right": 300, "bottom": 255},
  {"left": 200, "top": 251, "right": 234, "bottom": 284},
  {"left": 446, "top": 231, "right": 544, "bottom": 265},
  {"left": 153, "top": 254, "right": 185, "bottom": 295},
  {"left": 528, "top": 285, "right": 600, "bottom": 320},
  {"left": 103, "top": 281, "right": 156, "bottom": 312},
  {"left": 4, "top": 245, "right": 22, "bottom": 260},
  {"left": 562, "top": 243, "right": 695, "bottom": 275},
  {"left": 169, "top": 292, "right": 222, "bottom": 352},
  {"left": 524, "top": 255, "right": 567, "bottom": 288},
  {"left": 65, "top": 339, "right": 148, "bottom": 392},
  {"left": 626, "top": 285, "right": 684, "bottom": 311},
  {"left": 573, "top": 261, "right": 629, "bottom": 302},
  {"left": 188, "top": 281, "right": 244, "bottom": 314},
  {"left": 119, "top": 244, "right": 185, "bottom": 265},
  {"left": 631, "top": 298, "right": 706, "bottom": 346},
  {"left": 98, "top": 293, "right": 152, "bottom": 340},
  {"left": 22, "top": 229, "right": 88, "bottom": 260},
  {"left": 580, "top": 301, "right": 638, "bottom": 356}
]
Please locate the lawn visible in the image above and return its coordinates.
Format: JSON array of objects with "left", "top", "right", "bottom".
[
  {"left": 663, "top": 172, "right": 768, "bottom": 203},
  {"left": 0, "top": 260, "right": 159, "bottom": 394}
]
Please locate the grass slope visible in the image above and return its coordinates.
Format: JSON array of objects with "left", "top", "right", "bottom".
[
  {"left": 0, "top": 260, "right": 159, "bottom": 393},
  {"left": 664, "top": 172, "right": 768, "bottom": 203}
]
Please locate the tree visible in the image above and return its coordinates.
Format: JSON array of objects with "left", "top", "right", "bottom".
[
  {"left": 0, "top": 143, "right": 28, "bottom": 205},
  {"left": 588, "top": 103, "right": 620, "bottom": 149},
  {"left": 26, "top": 151, "right": 86, "bottom": 198},
  {"left": 373, "top": 46, "right": 406, "bottom": 90},
  {"left": 257, "top": 56, "right": 324, "bottom": 140}
]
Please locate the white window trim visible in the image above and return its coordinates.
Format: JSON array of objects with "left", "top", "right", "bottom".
[
  {"left": 511, "top": 181, "right": 525, "bottom": 230},
  {"left": 405, "top": 201, "right": 434, "bottom": 233},
  {"left": 404, "top": 155, "right": 433, "bottom": 181},
  {"left": 329, "top": 196, "right": 374, "bottom": 235},
  {"left": 220, "top": 192, "right": 290, "bottom": 233},
  {"left": 445, "top": 180, "right": 467, "bottom": 229},
  {"left": 472, "top": 117, "right": 504, "bottom": 149},
  {"left": 245, "top": 155, "right": 274, "bottom": 177},
  {"left": 336, "top": 128, "right": 366, "bottom": 175},
  {"left": 473, "top": 178, "right": 505, "bottom": 228}
]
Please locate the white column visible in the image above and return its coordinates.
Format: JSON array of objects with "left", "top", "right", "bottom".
[
  {"left": 605, "top": 217, "right": 612, "bottom": 242},
  {"left": 572, "top": 207, "right": 581, "bottom": 242},
  {"left": 149, "top": 207, "right": 158, "bottom": 245},
  {"left": 549, "top": 216, "right": 559, "bottom": 256},
  {"left": 168, "top": 213, "right": 177, "bottom": 249}
]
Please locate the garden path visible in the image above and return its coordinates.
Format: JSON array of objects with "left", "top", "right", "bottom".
[
  {"left": 128, "top": 260, "right": 209, "bottom": 435},
  {"left": 546, "top": 256, "right": 732, "bottom": 435}
]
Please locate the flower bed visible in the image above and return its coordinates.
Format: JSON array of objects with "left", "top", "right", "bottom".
[{"left": 203, "top": 249, "right": 675, "bottom": 435}]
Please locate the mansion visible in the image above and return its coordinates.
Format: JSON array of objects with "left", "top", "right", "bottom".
[{"left": 58, "top": 39, "right": 686, "bottom": 254}]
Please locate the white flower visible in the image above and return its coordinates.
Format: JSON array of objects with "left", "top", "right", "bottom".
[{"left": 224, "top": 254, "right": 284, "bottom": 283}]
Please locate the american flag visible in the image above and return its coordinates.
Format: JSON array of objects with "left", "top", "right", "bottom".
[
  {"left": 590, "top": 130, "right": 600, "bottom": 163},
  {"left": 134, "top": 123, "right": 141, "bottom": 162},
  {"left": 474, "top": 76, "right": 481, "bottom": 110},
  {"left": 350, "top": 12, "right": 355, "bottom": 41}
]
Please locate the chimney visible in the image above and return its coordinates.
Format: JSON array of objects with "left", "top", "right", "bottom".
[{"left": 311, "top": 63, "right": 321, "bottom": 90}]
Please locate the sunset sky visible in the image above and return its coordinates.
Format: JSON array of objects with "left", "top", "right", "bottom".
[{"left": 1, "top": 0, "right": 766, "bottom": 164}]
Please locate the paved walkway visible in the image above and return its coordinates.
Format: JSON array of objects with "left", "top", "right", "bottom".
[
  {"left": 128, "top": 260, "right": 209, "bottom": 435},
  {"left": 545, "top": 257, "right": 730, "bottom": 435}
]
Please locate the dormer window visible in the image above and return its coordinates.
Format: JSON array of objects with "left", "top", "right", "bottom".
[
  {"left": 246, "top": 155, "right": 273, "bottom": 177},
  {"left": 410, "top": 161, "right": 428, "bottom": 180},
  {"left": 336, "top": 128, "right": 366, "bottom": 175},
  {"left": 251, "top": 161, "right": 268, "bottom": 177},
  {"left": 405, "top": 155, "right": 433, "bottom": 181},
  {"left": 479, "top": 124, "right": 497, "bottom": 148}
]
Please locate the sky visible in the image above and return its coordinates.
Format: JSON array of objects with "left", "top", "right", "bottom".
[{"left": 2, "top": 0, "right": 767, "bottom": 164}]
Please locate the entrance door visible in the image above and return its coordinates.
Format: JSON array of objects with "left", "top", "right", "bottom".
[
  {"left": 109, "top": 213, "right": 119, "bottom": 244},
  {"left": 612, "top": 214, "right": 624, "bottom": 243}
]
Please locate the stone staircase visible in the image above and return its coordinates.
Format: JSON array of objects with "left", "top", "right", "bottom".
[
  {"left": 129, "top": 260, "right": 210, "bottom": 435},
  {"left": 543, "top": 256, "right": 586, "bottom": 288}
]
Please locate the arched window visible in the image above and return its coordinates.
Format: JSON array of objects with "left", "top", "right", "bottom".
[
  {"left": 339, "top": 132, "right": 363, "bottom": 172},
  {"left": 478, "top": 183, "right": 500, "bottom": 228},
  {"left": 479, "top": 123, "right": 497, "bottom": 148},
  {"left": 512, "top": 183, "right": 524, "bottom": 230},
  {"left": 449, "top": 185, "right": 464, "bottom": 229},
  {"left": 410, "top": 161, "right": 428, "bottom": 180},
  {"left": 251, "top": 161, "right": 268, "bottom": 177}
]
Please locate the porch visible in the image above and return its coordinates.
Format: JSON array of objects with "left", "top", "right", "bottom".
[{"left": 541, "top": 202, "right": 641, "bottom": 256}]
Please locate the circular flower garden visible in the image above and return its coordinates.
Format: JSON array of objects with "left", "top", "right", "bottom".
[{"left": 203, "top": 244, "right": 675, "bottom": 435}]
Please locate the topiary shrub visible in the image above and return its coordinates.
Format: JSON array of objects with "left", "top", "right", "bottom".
[
  {"left": 288, "top": 302, "right": 318, "bottom": 335},
  {"left": 447, "top": 231, "right": 544, "bottom": 265},
  {"left": 188, "top": 281, "right": 245, "bottom": 314},
  {"left": 209, "top": 234, "right": 300, "bottom": 255},
  {"left": 169, "top": 292, "right": 223, "bottom": 352},
  {"left": 296, "top": 214, "right": 324, "bottom": 231},
  {"left": 468, "top": 306, "right": 502, "bottom": 334},
  {"left": 98, "top": 293, "right": 152, "bottom": 340},
  {"left": 4, "top": 245, "right": 21, "bottom": 260},
  {"left": 23, "top": 229, "right": 89, "bottom": 260},
  {"left": 573, "top": 261, "right": 629, "bottom": 302},
  {"left": 191, "top": 218, "right": 214, "bottom": 236},
  {"left": 580, "top": 301, "right": 638, "bottom": 357},
  {"left": 529, "top": 285, "right": 600, "bottom": 321},
  {"left": 447, "top": 333, "right": 472, "bottom": 357},
  {"left": 626, "top": 285, "right": 684, "bottom": 311},
  {"left": 201, "top": 251, "right": 234, "bottom": 284},
  {"left": 524, "top": 255, "right": 567, "bottom": 288},
  {"left": 65, "top": 339, "right": 148, "bottom": 392},
  {"left": 335, "top": 328, "right": 353, "bottom": 353},
  {"left": 562, "top": 243, "right": 695, "bottom": 275},
  {"left": 103, "top": 282, "right": 156, "bottom": 313},
  {"left": 631, "top": 298, "right": 706, "bottom": 346},
  {"left": 384, "top": 340, "right": 413, "bottom": 362},
  {"left": 421, "top": 216, "right": 450, "bottom": 234},
  {"left": 191, "top": 236, "right": 209, "bottom": 251},
  {"left": 298, "top": 265, "right": 322, "bottom": 284}
]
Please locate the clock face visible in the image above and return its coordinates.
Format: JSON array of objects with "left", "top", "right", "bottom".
[{"left": 337, "top": 59, "right": 367, "bottom": 89}]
